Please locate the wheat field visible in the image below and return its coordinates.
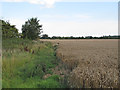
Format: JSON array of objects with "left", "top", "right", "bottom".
[{"left": 41, "top": 39, "right": 119, "bottom": 88}]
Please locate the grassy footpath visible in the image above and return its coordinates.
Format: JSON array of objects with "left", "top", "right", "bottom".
[{"left": 2, "top": 38, "right": 65, "bottom": 88}]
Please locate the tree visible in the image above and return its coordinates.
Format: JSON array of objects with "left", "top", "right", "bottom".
[
  {"left": 22, "top": 18, "right": 42, "bottom": 40},
  {"left": 41, "top": 34, "right": 49, "bottom": 39},
  {"left": 1, "top": 19, "right": 19, "bottom": 38}
]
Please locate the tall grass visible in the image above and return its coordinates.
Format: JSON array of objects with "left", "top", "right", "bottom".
[{"left": 2, "top": 38, "right": 64, "bottom": 88}]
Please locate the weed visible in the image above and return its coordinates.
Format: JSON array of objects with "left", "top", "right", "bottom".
[{"left": 2, "top": 38, "right": 64, "bottom": 88}]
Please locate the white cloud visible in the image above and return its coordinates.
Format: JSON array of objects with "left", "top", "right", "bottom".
[
  {"left": 38, "top": 14, "right": 92, "bottom": 22},
  {"left": 7, "top": 18, "right": 118, "bottom": 37},
  {"left": 42, "top": 20, "right": 118, "bottom": 37},
  {"left": 8, "top": 18, "right": 25, "bottom": 33},
  {"left": 1, "top": 0, "right": 62, "bottom": 8},
  {"left": 1, "top": 0, "right": 118, "bottom": 8}
]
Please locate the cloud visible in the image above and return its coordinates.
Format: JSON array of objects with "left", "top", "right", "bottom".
[
  {"left": 7, "top": 18, "right": 25, "bottom": 33},
  {"left": 7, "top": 17, "right": 117, "bottom": 37},
  {"left": 1, "top": 0, "right": 118, "bottom": 8},
  {"left": 38, "top": 14, "right": 92, "bottom": 22},
  {"left": 1, "top": 0, "right": 62, "bottom": 8},
  {"left": 42, "top": 20, "right": 118, "bottom": 37}
]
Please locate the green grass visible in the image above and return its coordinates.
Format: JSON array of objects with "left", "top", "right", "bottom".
[
  {"left": 2, "top": 38, "right": 65, "bottom": 88},
  {"left": 38, "top": 75, "right": 61, "bottom": 88}
]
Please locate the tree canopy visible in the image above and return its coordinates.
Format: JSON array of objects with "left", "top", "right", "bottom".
[
  {"left": 1, "top": 19, "right": 19, "bottom": 38},
  {"left": 22, "top": 18, "right": 42, "bottom": 40},
  {"left": 41, "top": 34, "right": 49, "bottom": 39}
]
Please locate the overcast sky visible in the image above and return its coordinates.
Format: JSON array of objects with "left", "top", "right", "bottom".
[{"left": 0, "top": 0, "right": 118, "bottom": 37}]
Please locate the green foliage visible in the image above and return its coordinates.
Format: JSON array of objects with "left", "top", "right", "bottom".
[
  {"left": 41, "top": 34, "right": 49, "bottom": 39},
  {"left": 22, "top": 18, "right": 42, "bottom": 40},
  {"left": 2, "top": 38, "right": 64, "bottom": 88},
  {"left": 40, "top": 35, "right": 120, "bottom": 39},
  {"left": 38, "top": 75, "right": 61, "bottom": 88},
  {"left": 1, "top": 19, "right": 19, "bottom": 38}
]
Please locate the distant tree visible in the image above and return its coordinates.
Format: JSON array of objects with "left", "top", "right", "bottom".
[
  {"left": 52, "top": 36, "right": 57, "bottom": 39},
  {"left": 1, "top": 19, "right": 19, "bottom": 38},
  {"left": 41, "top": 34, "right": 49, "bottom": 39},
  {"left": 81, "top": 36, "right": 84, "bottom": 39},
  {"left": 18, "top": 33, "right": 23, "bottom": 38},
  {"left": 85, "top": 36, "right": 93, "bottom": 39},
  {"left": 22, "top": 18, "right": 42, "bottom": 40}
]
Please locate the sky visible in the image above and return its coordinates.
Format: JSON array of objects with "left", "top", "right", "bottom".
[{"left": 0, "top": 0, "right": 119, "bottom": 37}]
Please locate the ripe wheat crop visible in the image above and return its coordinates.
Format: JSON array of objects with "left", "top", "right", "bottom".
[{"left": 41, "top": 39, "right": 119, "bottom": 88}]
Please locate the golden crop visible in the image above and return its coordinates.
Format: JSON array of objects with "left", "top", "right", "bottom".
[{"left": 41, "top": 39, "right": 119, "bottom": 88}]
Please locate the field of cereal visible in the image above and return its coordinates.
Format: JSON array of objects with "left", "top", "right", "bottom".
[{"left": 41, "top": 39, "right": 119, "bottom": 88}]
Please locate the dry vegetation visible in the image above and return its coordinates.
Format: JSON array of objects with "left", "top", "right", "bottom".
[{"left": 41, "top": 39, "right": 119, "bottom": 88}]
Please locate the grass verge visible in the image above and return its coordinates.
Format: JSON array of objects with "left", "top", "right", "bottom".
[{"left": 2, "top": 38, "right": 65, "bottom": 88}]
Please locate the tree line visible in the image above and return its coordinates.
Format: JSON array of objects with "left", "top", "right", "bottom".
[
  {"left": 1, "top": 17, "right": 42, "bottom": 40},
  {"left": 1, "top": 18, "right": 120, "bottom": 40},
  {"left": 41, "top": 34, "right": 120, "bottom": 39}
]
